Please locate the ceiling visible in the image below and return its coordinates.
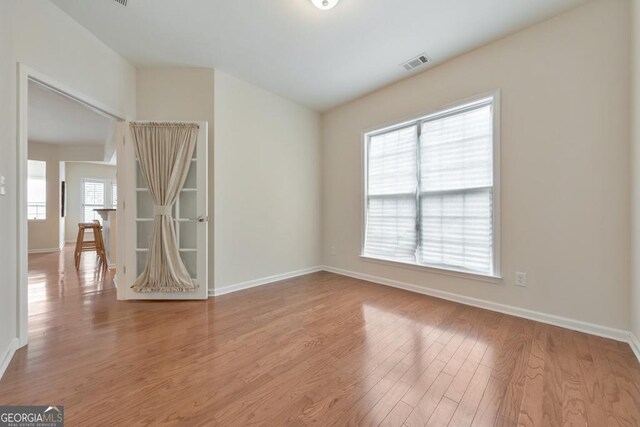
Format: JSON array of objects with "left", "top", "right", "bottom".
[
  {"left": 28, "top": 81, "right": 114, "bottom": 146},
  {"left": 50, "top": 0, "right": 589, "bottom": 111}
]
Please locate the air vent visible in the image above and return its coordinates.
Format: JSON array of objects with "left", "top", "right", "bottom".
[
  {"left": 113, "top": 0, "right": 128, "bottom": 6},
  {"left": 401, "top": 54, "right": 431, "bottom": 71}
]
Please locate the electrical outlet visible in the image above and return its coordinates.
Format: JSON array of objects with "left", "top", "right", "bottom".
[
  {"left": 515, "top": 272, "right": 527, "bottom": 287},
  {"left": 0, "top": 176, "right": 5, "bottom": 196},
  {"left": 330, "top": 245, "right": 336, "bottom": 256}
]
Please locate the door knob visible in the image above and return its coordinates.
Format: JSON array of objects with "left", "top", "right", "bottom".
[{"left": 186, "top": 216, "right": 207, "bottom": 222}]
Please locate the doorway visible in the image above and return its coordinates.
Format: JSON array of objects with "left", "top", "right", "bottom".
[{"left": 17, "top": 64, "right": 126, "bottom": 347}]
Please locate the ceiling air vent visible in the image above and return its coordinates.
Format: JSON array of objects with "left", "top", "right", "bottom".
[
  {"left": 113, "top": 0, "right": 128, "bottom": 6},
  {"left": 401, "top": 54, "right": 431, "bottom": 71}
]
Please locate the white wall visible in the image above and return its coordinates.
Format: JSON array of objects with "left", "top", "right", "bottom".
[
  {"left": 0, "top": 0, "right": 136, "bottom": 359},
  {"left": 135, "top": 68, "right": 322, "bottom": 291},
  {"left": 27, "top": 142, "right": 61, "bottom": 252},
  {"left": 0, "top": 0, "right": 17, "bottom": 365},
  {"left": 631, "top": 0, "right": 640, "bottom": 341},
  {"left": 136, "top": 67, "right": 216, "bottom": 287},
  {"left": 214, "top": 71, "right": 321, "bottom": 289},
  {"left": 322, "top": 0, "right": 631, "bottom": 331},
  {"left": 64, "top": 162, "right": 117, "bottom": 243}
]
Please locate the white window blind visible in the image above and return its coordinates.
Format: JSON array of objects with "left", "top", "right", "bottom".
[
  {"left": 112, "top": 182, "right": 118, "bottom": 207},
  {"left": 364, "top": 96, "right": 497, "bottom": 276},
  {"left": 83, "top": 180, "right": 105, "bottom": 223},
  {"left": 365, "top": 126, "right": 417, "bottom": 261}
]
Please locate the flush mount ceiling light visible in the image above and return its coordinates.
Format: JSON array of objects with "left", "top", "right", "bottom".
[{"left": 310, "top": 0, "right": 340, "bottom": 10}]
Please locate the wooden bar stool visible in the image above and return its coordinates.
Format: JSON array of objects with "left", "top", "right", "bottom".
[{"left": 74, "top": 221, "right": 108, "bottom": 269}]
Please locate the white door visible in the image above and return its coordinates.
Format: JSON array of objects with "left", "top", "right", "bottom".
[{"left": 117, "top": 121, "right": 208, "bottom": 300}]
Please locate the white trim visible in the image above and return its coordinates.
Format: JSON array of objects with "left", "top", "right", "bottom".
[
  {"left": 0, "top": 338, "right": 19, "bottom": 380},
  {"left": 630, "top": 333, "right": 640, "bottom": 364},
  {"left": 360, "top": 255, "right": 502, "bottom": 284},
  {"left": 209, "top": 266, "right": 323, "bottom": 297},
  {"left": 28, "top": 247, "right": 62, "bottom": 254},
  {"left": 321, "top": 265, "right": 630, "bottom": 342}
]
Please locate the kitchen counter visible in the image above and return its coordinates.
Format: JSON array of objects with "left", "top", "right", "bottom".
[{"left": 94, "top": 208, "right": 117, "bottom": 268}]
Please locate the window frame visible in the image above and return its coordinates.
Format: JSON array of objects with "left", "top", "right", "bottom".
[{"left": 361, "top": 90, "right": 502, "bottom": 282}]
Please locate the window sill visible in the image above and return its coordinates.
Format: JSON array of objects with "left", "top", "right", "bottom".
[
  {"left": 28, "top": 219, "right": 47, "bottom": 223},
  {"left": 359, "top": 255, "right": 502, "bottom": 284}
]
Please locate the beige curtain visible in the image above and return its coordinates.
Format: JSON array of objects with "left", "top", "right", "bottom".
[{"left": 130, "top": 122, "right": 199, "bottom": 293}]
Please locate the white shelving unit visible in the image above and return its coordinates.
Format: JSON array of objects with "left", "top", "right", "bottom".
[{"left": 135, "top": 155, "right": 198, "bottom": 279}]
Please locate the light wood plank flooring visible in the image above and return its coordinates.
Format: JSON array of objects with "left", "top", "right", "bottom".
[{"left": 1, "top": 246, "right": 639, "bottom": 426}]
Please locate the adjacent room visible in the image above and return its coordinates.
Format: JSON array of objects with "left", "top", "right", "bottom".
[
  {"left": 27, "top": 80, "right": 119, "bottom": 307},
  {"left": 0, "top": 0, "right": 639, "bottom": 425}
]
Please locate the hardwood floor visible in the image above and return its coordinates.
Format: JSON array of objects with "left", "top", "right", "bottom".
[{"left": 1, "top": 246, "right": 639, "bottom": 426}]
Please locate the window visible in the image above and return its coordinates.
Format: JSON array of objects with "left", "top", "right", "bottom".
[
  {"left": 82, "top": 180, "right": 105, "bottom": 223},
  {"left": 363, "top": 94, "right": 499, "bottom": 277},
  {"left": 111, "top": 182, "right": 117, "bottom": 207},
  {"left": 27, "top": 160, "right": 47, "bottom": 220}
]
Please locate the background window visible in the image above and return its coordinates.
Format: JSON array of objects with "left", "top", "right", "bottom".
[
  {"left": 83, "top": 180, "right": 105, "bottom": 223},
  {"left": 111, "top": 182, "right": 117, "bottom": 208},
  {"left": 364, "top": 96, "right": 498, "bottom": 276},
  {"left": 27, "top": 160, "right": 47, "bottom": 220}
]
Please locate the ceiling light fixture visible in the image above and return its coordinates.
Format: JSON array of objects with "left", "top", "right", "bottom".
[{"left": 310, "top": 0, "right": 340, "bottom": 10}]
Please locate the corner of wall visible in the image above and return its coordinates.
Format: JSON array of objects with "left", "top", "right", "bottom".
[
  {"left": 0, "top": 337, "right": 18, "bottom": 381},
  {"left": 631, "top": 0, "right": 640, "bottom": 344}
]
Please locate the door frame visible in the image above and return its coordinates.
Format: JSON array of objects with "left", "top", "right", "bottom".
[
  {"left": 117, "top": 120, "right": 209, "bottom": 300},
  {"left": 16, "top": 63, "right": 127, "bottom": 347}
]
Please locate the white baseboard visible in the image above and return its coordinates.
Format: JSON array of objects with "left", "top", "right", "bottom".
[
  {"left": 210, "top": 264, "right": 638, "bottom": 361},
  {"left": 322, "top": 265, "right": 630, "bottom": 343},
  {"left": 0, "top": 338, "right": 18, "bottom": 381},
  {"left": 28, "top": 247, "right": 61, "bottom": 254},
  {"left": 209, "top": 266, "right": 323, "bottom": 297},
  {"left": 630, "top": 333, "right": 640, "bottom": 364}
]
